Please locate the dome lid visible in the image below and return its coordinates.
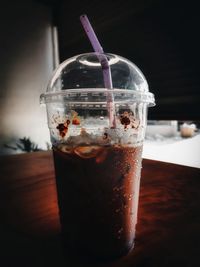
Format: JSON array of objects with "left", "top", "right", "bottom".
[{"left": 40, "top": 52, "right": 155, "bottom": 106}]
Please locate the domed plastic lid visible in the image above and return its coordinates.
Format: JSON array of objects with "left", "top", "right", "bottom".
[{"left": 40, "top": 53, "right": 155, "bottom": 106}]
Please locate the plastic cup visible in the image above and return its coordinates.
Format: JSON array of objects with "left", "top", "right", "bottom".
[{"left": 40, "top": 52, "right": 155, "bottom": 262}]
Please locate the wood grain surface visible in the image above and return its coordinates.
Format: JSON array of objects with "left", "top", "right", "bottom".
[{"left": 0, "top": 151, "right": 200, "bottom": 267}]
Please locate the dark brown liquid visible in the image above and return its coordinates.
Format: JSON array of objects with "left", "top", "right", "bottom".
[{"left": 53, "top": 144, "right": 142, "bottom": 262}]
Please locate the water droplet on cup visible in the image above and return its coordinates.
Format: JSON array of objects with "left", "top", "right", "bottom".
[
  {"left": 118, "top": 227, "right": 123, "bottom": 234},
  {"left": 128, "top": 194, "right": 133, "bottom": 201},
  {"left": 96, "top": 149, "right": 108, "bottom": 163}
]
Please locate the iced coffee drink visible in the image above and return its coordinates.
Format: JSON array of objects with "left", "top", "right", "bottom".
[
  {"left": 53, "top": 139, "right": 142, "bottom": 260},
  {"left": 40, "top": 52, "right": 155, "bottom": 262}
]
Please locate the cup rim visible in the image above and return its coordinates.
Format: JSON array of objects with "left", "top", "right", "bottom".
[{"left": 40, "top": 88, "right": 155, "bottom": 107}]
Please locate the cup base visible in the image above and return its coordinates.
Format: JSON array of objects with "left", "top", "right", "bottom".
[{"left": 61, "top": 239, "right": 135, "bottom": 264}]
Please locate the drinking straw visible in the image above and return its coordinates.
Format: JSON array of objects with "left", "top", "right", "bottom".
[{"left": 80, "top": 14, "right": 116, "bottom": 128}]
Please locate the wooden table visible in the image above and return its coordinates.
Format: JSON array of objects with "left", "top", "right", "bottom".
[{"left": 0, "top": 151, "right": 200, "bottom": 267}]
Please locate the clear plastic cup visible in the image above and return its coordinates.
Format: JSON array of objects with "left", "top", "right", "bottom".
[{"left": 40, "top": 52, "right": 155, "bottom": 261}]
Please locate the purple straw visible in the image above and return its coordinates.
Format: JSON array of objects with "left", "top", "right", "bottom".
[{"left": 80, "top": 14, "right": 116, "bottom": 127}]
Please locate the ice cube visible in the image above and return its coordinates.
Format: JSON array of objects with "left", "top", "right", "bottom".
[
  {"left": 59, "top": 145, "right": 73, "bottom": 154},
  {"left": 74, "top": 146, "right": 102, "bottom": 159}
]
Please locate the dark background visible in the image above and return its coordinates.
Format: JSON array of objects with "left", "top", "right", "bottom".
[
  {"left": 1, "top": 0, "right": 200, "bottom": 122},
  {"left": 37, "top": 0, "right": 200, "bottom": 120}
]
